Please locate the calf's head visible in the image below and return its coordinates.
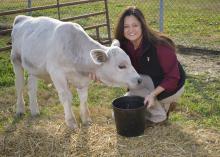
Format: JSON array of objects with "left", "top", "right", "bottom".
[{"left": 90, "top": 40, "right": 142, "bottom": 89}]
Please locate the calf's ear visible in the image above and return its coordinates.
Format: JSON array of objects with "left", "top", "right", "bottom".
[
  {"left": 111, "top": 39, "right": 120, "bottom": 47},
  {"left": 90, "top": 49, "right": 109, "bottom": 65}
]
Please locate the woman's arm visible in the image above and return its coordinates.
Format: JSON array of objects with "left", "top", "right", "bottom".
[
  {"left": 157, "top": 44, "right": 180, "bottom": 92},
  {"left": 144, "top": 44, "right": 180, "bottom": 108},
  {"left": 144, "top": 85, "right": 165, "bottom": 108}
]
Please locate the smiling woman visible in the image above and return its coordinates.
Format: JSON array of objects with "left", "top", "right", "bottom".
[
  {"left": 114, "top": 6, "right": 186, "bottom": 125},
  {"left": 123, "top": 15, "right": 143, "bottom": 49}
]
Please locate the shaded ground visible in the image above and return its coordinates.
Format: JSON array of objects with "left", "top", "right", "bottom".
[
  {"left": 0, "top": 51, "right": 220, "bottom": 157},
  {"left": 177, "top": 50, "right": 220, "bottom": 78}
]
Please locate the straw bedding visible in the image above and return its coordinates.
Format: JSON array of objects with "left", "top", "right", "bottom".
[
  {"left": 1, "top": 107, "right": 219, "bottom": 157},
  {"left": 1, "top": 51, "right": 220, "bottom": 156}
]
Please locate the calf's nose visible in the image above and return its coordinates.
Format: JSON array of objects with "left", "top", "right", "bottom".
[{"left": 137, "top": 78, "right": 142, "bottom": 85}]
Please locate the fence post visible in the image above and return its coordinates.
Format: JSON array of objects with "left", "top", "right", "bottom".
[
  {"left": 104, "top": 0, "right": 112, "bottom": 43},
  {"left": 159, "top": 0, "right": 164, "bottom": 32},
  {"left": 27, "top": 0, "right": 32, "bottom": 16},
  {"left": 57, "top": 0, "right": 61, "bottom": 20}
]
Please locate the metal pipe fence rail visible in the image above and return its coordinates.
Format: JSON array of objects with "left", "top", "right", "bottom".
[
  {"left": 0, "top": 0, "right": 111, "bottom": 53},
  {"left": 0, "top": 0, "right": 220, "bottom": 53}
]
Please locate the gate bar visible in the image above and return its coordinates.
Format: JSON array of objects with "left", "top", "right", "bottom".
[{"left": 0, "top": 0, "right": 103, "bottom": 16}]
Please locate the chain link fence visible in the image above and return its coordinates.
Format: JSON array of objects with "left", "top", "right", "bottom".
[
  {"left": 107, "top": 0, "right": 220, "bottom": 51},
  {"left": 1, "top": 0, "right": 220, "bottom": 51}
]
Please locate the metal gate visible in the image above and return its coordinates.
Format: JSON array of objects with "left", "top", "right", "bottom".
[{"left": 0, "top": 0, "right": 111, "bottom": 53}]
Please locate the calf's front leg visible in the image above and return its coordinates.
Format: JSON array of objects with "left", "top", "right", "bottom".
[
  {"left": 28, "top": 74, "right": 40, "bottom": 116},
  {"left": 49, "top": 70, "right": 77, "bottom": 129},
  {"left": 77, "top": 87, "right": 92, "bottom": 126}
]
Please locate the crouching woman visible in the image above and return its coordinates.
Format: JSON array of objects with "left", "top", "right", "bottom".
[{"left": 114, "top": 6, "right": 186, "bottom": 125}]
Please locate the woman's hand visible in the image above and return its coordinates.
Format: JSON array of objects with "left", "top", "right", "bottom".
[
  {"left": 89, "top": 73, "right": 101, "bottom": 83},
  {"left": 144, "top": 86, "right": 164, "bottom": 108},
  {"left": 144, "top": 93, "right": 156, "bottom": 109}
]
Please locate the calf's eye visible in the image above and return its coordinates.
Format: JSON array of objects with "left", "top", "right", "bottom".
[{"left": 118, "top": 65, "right": 126, "bottom": 69}]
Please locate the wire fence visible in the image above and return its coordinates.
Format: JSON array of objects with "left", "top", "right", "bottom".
[
  {"left": 107, "top": 0, "right": 220, "bottom": 51},
  {"left": 0, "top": 0, "right": 220, "bottom": 51}
]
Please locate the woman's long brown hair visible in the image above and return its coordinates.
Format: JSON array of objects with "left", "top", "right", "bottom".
[{"left": 114, "top": 6, "right": 176, "bottom": 49}]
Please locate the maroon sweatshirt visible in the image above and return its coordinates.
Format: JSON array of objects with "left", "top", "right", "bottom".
[{"left": 122, "top": 41, "right": 180, "bottom": 92}]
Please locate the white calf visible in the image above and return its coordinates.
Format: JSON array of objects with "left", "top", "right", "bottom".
[{"left": 11, "top": 15, "right": 142, "bottom": 129}]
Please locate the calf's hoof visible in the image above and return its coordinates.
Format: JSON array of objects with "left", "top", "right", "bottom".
[
  {"left": 31, "top": 110, "right": 40, "bottom": 117},
  {"left": 82, "top": 119, "right": 93, "bottom": 126},
  {"left": 31, "top": 113, "right": 40, "bottom": 117},
  {"left": 66, "top": 118, "right": 78, "bottom": 130},
  {"left": 16, "top": 112, "right": 25, "bottom": 118}
]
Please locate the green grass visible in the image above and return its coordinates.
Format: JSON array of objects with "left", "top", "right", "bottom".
[
  {"left": 0, "top": 49, "right": 220, "bottom": 131},
  {"left": 0, "top": 0, "right": 220, "bottom": 131},
  {"left": 1, "top": 0, "right": 220, "bottom": 50},
  {"left": 0, "top": 53, "right": 14, "bottom": 87},
  {"left": 107, "top": 0, "right": 220, "bottom": 50},
  {"left": 174, "top": 75, "right": 220, "bottom": 129},
  {"left": 164, "top": 1, "right": 220, "bottom": 49}
]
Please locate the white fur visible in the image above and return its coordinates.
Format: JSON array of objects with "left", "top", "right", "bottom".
[{"left": 11, "top": 15, "right": 141, "bottom": 129}]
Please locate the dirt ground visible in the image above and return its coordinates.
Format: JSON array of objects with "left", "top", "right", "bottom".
[{"left": 177, "top": 50, "right": 220, "bottom": 78}]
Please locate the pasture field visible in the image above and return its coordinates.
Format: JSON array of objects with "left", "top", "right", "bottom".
[
  {"left": 0, "top": 50, "right": 220, "bottom": 156},
  {"left": 0, "top": 0, "right": 220, "bottom": 50},
  {"left": 0, "top": 0, "right": 220, "bottom": 156}
]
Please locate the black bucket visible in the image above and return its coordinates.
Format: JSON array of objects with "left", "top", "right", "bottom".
[{"left": 112, "top": 96, "right": 146, "bottom": 137}]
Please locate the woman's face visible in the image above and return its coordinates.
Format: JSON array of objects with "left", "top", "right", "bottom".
[{"left": 123, "top": 15, "right": 143, "bottom": 46}]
